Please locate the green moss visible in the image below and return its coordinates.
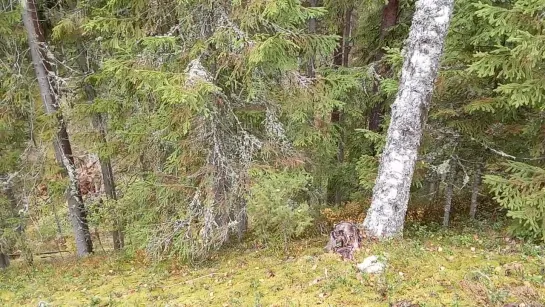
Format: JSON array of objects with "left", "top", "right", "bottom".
[{"left": 0, "top": 228, "right": 543, "bottom": 306}]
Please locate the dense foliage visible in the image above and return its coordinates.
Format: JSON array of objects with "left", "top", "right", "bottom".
[{"left": 1, "top": 0, "right": 545, "bottom": 265}]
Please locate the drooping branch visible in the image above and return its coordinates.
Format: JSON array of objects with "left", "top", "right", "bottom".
[{"left": 147, "top": 58, "right": 263, "bottom": 259}]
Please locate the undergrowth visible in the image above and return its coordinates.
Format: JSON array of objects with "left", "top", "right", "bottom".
[{"left": 0, "top": 224, "right": 544, "bottom": 306}]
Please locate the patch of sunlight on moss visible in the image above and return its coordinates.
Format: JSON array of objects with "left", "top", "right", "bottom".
[
  {"left": 1, "top": 232, "right": 543, "bottom": 306},
  {"left": 0, "top": 290, "right": 15, "bottom": 302}
]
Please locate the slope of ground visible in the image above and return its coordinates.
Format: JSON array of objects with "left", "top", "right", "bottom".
[{"left": 0, "top": 225, "right": 544, "bottom": 306}]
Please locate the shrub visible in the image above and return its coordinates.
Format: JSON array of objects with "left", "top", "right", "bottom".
[
  {"left": 484, "top": 161, "right": 545, "bottom": 242},
  {"left": 246, "top": 168, "right": 314, "bottom": 246}
]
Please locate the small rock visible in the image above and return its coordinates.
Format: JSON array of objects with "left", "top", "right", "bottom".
[
  {"left": 390, "top": 300, "right": 420, "bottom": 307},
  {"left": 357, "top": 256, "right": 386, "bottom": 274}
]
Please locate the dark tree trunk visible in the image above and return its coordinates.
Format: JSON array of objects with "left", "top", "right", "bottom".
[
  {"left": 0, "top": 253, "right": 9, "bottom": 269},
  {"left": 330, "top": 5, "right": 353, "bottom": 206},
  {"left": 443, "top": 159, "right": 457, "bottom": 227},
  {"left": 428, "top": 172, "right": 439, "bottom": 202},
  {"left": 1, "top": 175, "right": 33, "bottom": 265},
  {"left": 0, "top": 176, "right": 14, "bottom": 269},
  {"left": 100, "top": 153, "right": 124, "bottom": 250},
  {"left": 74, "top": 41, "right": 124, "bottom": 250},
  {"left": 469, "top": 162, "right": 483, "bottom": 220},
  {"left": 22, "top": 0, "right": 93, "bottom": 256},
  {"left": 307, "top": 0, "right": 317, "bottom": 78},
  {"left": 368, "top": 0, "right": 400, "bottom": 136}
]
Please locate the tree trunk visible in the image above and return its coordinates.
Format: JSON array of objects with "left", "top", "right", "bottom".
[
  {"left": 428, "top": 172, "right": 439, "bottom": 202},
  {"left": 368, "top": 0, "right": 400, "bottom": 137},
  {"left": 0, "top": 253, "right": 9, "bottom": 269},
  {"left": 443, "top": 159, "right": 456, "bottom": 227},
  {"left": 469, "top": 162, "right": 483, "bottom": 220},
  {"left": 0, "top": 177, "right": 34, "bottom": 266},
  {"left": 2, "top": 175, "right": 33, "bottom": 266},
  {"left": 0, "top": 175, "right": 14, "bottom": 269},
  {"left": 76, "top": 44, "right": 124, "bottom": 250},
  {"left": 330, "top": 5, "right": 352, "bottom": 206},
  {"left": 362, "top": 0, "right": 455, "bottom": 239},
  {"left": 21, "top": 0, "right": 93, "bottom": 256},
  {"left": 307, "top": 0, "right": 317, "bottom": 78}
]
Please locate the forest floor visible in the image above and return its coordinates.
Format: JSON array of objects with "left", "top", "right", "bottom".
[{"left": 0, "top": 224, "right": 544, "bottom": 306}]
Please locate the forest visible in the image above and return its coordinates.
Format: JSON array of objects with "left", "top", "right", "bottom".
[{"left": 1, "top": 0, "right": 545, "bottom": 305}]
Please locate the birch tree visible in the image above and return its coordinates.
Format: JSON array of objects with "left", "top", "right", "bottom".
[
  {"left": 363, "top": 0, "right": 455, "bottom": 238},
  {"left": 21, "top": 0, "right": 93, "bottom": 256}
]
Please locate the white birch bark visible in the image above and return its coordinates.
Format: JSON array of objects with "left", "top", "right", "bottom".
[{"left": 363, "top": 0, "right": 455, "bottom": 238}]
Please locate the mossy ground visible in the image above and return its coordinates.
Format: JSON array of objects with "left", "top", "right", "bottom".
[{"left": 1, "top": 224, "right": 544, "bottom": 306}]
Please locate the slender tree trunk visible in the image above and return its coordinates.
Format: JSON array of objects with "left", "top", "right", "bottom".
[
  {"left": 0, "top": 175, "right": 13, "bottom": 269},
  {"left": 469, "top": 162, "right": 483, "bottom": 220},
  {"left": 443, "top": 159, "right": 456, "bottom": 227},
  {"left": 307, "top": 0, "right": 317, "bottom": 78},
  {"left": 21, "top": 0, "right": 93, "bottom": 256},
  {"left": 362, "top": 0, "right": 455, "bottom": 239},
  {"left": 368, "top": 0, "right": 400, "bottom": 137},
  {"left": 76, "top": 44, "right": 124, "bottom": 250},
  {"left": 0, "top": 253, "right": 9, "bottom": 269},
  {"left": 2, "top": 176, "right": 33, "bottom": 266},
  {"left": 51, "top": 197, "right": 63, "bottom": 236},
  {"left": 330, "top": 5, "right": 352, "bottom": 205},
  {"left": 428, "top": 172, "right": 439, "bottom": 202}
]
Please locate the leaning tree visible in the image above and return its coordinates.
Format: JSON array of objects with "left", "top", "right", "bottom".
[{"left": 363, "top": 0, "right": 456, "bottom": 238}]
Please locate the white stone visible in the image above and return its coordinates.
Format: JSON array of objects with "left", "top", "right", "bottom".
[{"left": 357, "top": 256, "right": 386, "bottom": 274}]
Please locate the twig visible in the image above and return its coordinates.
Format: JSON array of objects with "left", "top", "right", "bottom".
[{"left": 184, "top": 272, "right": 217, "bottom": 284}]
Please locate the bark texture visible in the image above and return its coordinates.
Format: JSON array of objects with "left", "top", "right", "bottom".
[
  {"left": 469, "top": 162, "right": 483, "bottom": 220},
  {"left": 363, "top": 0, "right": 455, "bottom": 238},
  {"left": 442, "top": 160, "right": 456, "bottom": 227},
  {"left": 21, "top": 0, "right": 93, "bottom": 256}
]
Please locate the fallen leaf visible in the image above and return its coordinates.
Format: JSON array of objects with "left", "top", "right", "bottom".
[{"left": 308, "top": 277, "right": 323, "bottom": 286}]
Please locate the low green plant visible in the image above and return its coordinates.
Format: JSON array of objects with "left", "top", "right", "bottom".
[
  {"left": 485, "top": 161, "right": 545, "bottom": 242},
  {"left": 246, "top": 168, "right": 314, "bottom": 247}
]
